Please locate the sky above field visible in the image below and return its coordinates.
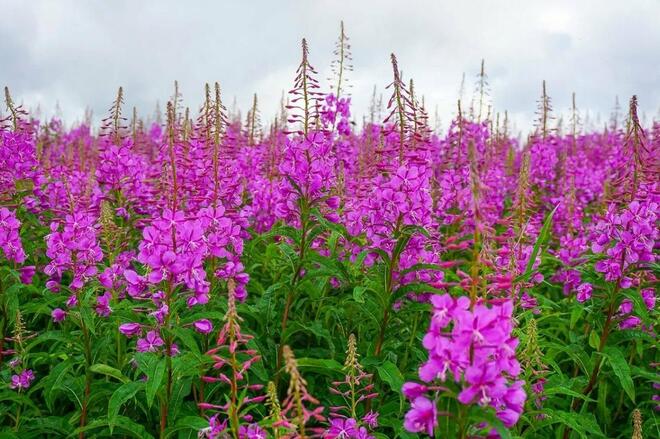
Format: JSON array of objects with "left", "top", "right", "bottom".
[{"left": 1, "top": 0, "right": 659, "bottom": 134}]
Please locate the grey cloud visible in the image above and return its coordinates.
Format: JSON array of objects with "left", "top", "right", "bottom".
[{"left": 0, "top": 0, "right": 658, "bottom": 132}]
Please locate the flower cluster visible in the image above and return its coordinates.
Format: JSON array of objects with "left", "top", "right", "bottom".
[
  {"left": 403, "top": 294, "right": 526, "bottom": 435},
  {"left": 275, "top": 134, "right": 338, "bottom": 225},
  {"left": 9, "top": 369, "right": 35, "bottom": 391},
  {"left": 95, "top": 140, "right": 154, "bottom": 213},
  {"left": 134, "top": 209, "right": 210, "bottom": 303},
  {"left": 616, "top": 287, "right": 656, "bottom": 330},
  {"left": 591, "top": 200, "right": 657, "bottom": 283},
  {"left": 0, "top": 129, "right": 41, "bottom": 197},
  {"left": 0, "top": 207, "right": 26, "bottom": 264},
  {"left": 321, "top": 93, "right": 352, "bottom": 136},
  {"left": 44, "top": 211, "right": 103, "bottom": 293}
]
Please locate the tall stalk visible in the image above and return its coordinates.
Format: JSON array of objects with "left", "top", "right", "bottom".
[
  {"left": 374, "top": 218, "right": 402, "bottom": 357},
  {"left": 160, "top": 101, "right": 179, "bottom": 438},
  {"left": 277, "top": 201, "right": 310, "bottom": 375},
  {"left": 561, "top": 254, "right": 626, "bottom": 439},
  {"left": 79, "top": 316, "right": 92, "bottom": 439}
]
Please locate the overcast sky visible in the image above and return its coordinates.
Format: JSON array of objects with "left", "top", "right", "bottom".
[{"left": 1, "top": 0, "right": 659, "bottom": 133}]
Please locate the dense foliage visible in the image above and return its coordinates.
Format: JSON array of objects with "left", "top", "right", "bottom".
[{"left": 0, "top": 35, "right": 658, "bottom": 439}]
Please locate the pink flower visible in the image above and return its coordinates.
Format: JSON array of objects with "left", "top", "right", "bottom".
[
  {"left": 95, "top": 291, "right": 112, "bottom": 317},
  {"left": 119, "top": 323, "right": 142, "bottom": 337},
  {"left": 238, "top": 423, "right": 267, "bottom": 439},
  {"left": 0, "top": 207, "right": 27, "bottom": 264},
  {"left": 641, "top": 288, "right": 655, "bottom": 310},
  {"left": 10, "top": 370, "right": 35, "bottom": 391},
  {"left": 325, "top": 417, "right": 358, "bottom": 439},
  {"left": 404, "top": 396, "right": 437, "bottom": 435},
  {"left": 51, "top": 308, "right": 66, "bottom": 323},
  {"left": 19, "top": 265, "right": 35, "bottom": 284},
  {"left": 576, "top": 283, "right": 593, "bottom": 302},
  {"left": 137, "top": 330, "right": 164, "bottom": 353},
  {"left": 193, "top": 319, "right": 213, "bottom": 334},
  {"left": 402, "top": 382, "right": 428, "bottom": 400},
  {"left": 362, "top": 411, "right": 379, "bottom": 428}
]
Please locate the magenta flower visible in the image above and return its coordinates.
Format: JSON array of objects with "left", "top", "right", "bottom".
[
  {"left": 403, "top": 396, "right": 437, "bottom": 435},
  {"left": 137, "top": 330, "right": 164, "bottom": 353},
  {"left": 325, "top": 417, "right": 358, "bottom": 439},
  {"left": 0, "top": 207, "right": 27, "bottom": 264},
  {"left": 238, "top": 423, "right": 267, "bottom": 439},
  {"left": 66, "top": 294, "right": 77, "bottom": 308},
  {"left": 362, "top": 411, "right": 379, "bottom": 428},
  {"left": 19, "top": 265, "right": 35, "bottom": 284},
  {"left": 576, "top": 283, "right": 593, "bottom": 302},
  {"left": 10, "top": 370, "right": 35, "bottom": 391},
  {"left": 458, "top": 364, "right": 507, "bottom": 406},
  {"left": 51, "top": 308, "right": 66, "bottom": 323},
  {"left": 193, "top": 319, "right": 213, "bottom": 334},
  {"left": 119, "top": 323, "right": 142, "bottom": 337},
  {"left": 199, "top": 414, "right": 227, "bottom": 438},
  {"left": 95, "top": 291, "right": 112, "bottom": 317},
  {"left": 402, "top": 382, "right": 428, "bottom": 400},
  {"left": 641, "top": 288, "right": 655, "bottom": 310}
]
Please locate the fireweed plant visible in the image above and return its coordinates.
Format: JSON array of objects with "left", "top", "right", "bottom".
[{"left": 0, "top": 27, "right": 658, "bottom": 439}]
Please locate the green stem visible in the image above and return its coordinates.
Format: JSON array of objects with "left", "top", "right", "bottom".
[
  {"left": 277, "top": 205, "right": 310, "bottom": 378},
  {"left": 401, "top": 314, "right": 420, "bottom": 371},
  {"left": 562, "top": 277, "right": 623, "bottom": 439},
  {"left": 457, "top": 404, "right": 468, "bottom": 439},
  {"left": 374, "top": 221, "right": 402, "bottom": 357},
  {"left": 0, "top": 278, "right": 6, "bottom": 365},
  {"left": 14, "top": 399, "right": 21, "bottom": 431},
  {"left": 160, "top": 281, "right": 174, "bottom": 438},
  {"left": 79, "top": 318, "right": 92, "bottom": 439}
]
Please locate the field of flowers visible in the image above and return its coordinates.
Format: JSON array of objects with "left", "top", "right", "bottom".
[{"left": 0, "top": 34, "right": 657, "bottom": 439}]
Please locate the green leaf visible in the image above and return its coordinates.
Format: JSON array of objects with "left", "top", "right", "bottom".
[
  {"left": 569, "top": 306, "right": 583, "bottom": 329},
  {"left": 544, "top": 385, "right": 596, "bottom": 402},
  {"left": 278, "top": 242, "right": 300, "bottom": 273},
  {"left": 541, "top": 409, "right": 605, "bottom": 438},
  {"left": 146, "top": 358, "right": 167, "bottom": 408},
  {"left": 90, "top": 363, "right": 129, "bottom": 383},
  {"left": 546, "top": 342, "right": 592, "bottom": 376},
  {"left": 168, "top": 377, "right": 192, "bottom": 422},
  {"left": 353, "top": 285, "right": 366, "bottom": 303},
  {"left": 517, "top": 204, "right": 558, "bottom": 282},
  {"left": 376, "top": 361, "right": 404, "bottom": 394},
  {"left": 170, "top": 327, "right": 201, "bottom": 357},
  {"left": 295, "top": 358, "right": 344, "bottom": 376},
  {"left": 597, "top": 379, "right": 609, "bottom": 422},
  {"left": 108, "top": 381, "right": 144, "bottom": 433},
  {"left": 41, "top": 360, "right": 73, "bottom": 411},
  {"left": 165, "top": 416, "right": 209, "bottom": 437},
  {"left": 622, "top": 289, "right": 651, "bottom": 324},
  {"left": 79, "top": 305, "right": 96, "bottom": 336},
  {"left": 78, "top": 415, "right": 154, "bottom": 438},
  {"left": 173, "top": 352, "right": 205, "bottom": 377},
  {"left": 283, "top": 321, "right": 335, "bottom": 354},
  {"left": 19, "top": 415, "right": 72, "bottom": 436},
  {"left": 603, "top": 347, "right": 635, "bottom": 402},
  {"left": 588, "top": 330, "right": 600, "bottom": 350}
]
